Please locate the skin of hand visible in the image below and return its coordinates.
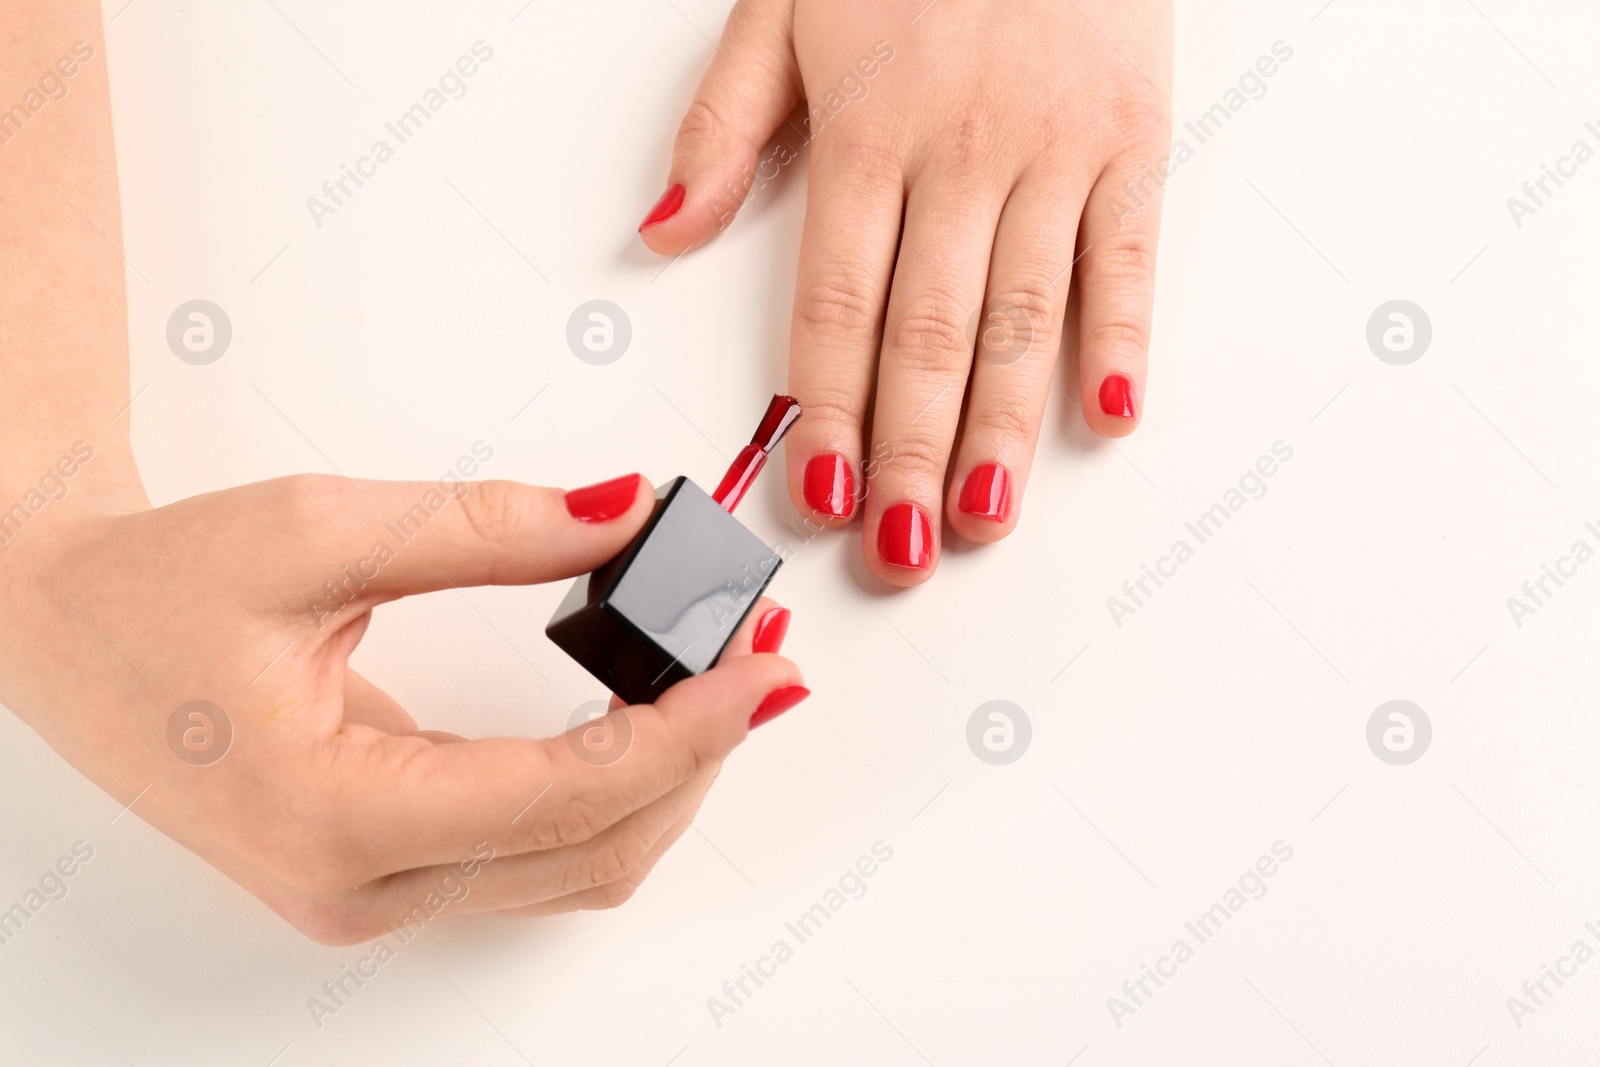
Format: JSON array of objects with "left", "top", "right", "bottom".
[
  {"left": 640, "top": 0, "right": 1173, "bottom": 585},
  {"left": 0, "top": 475, "right": 801, "bottom": 942},
  {"left": 0, "top": 2, "right": 803, "bottom": 944}
]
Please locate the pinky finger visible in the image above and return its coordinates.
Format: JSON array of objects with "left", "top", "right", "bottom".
[{"left": 1076, "top": 148, "right": 1167, "bottom": 438}]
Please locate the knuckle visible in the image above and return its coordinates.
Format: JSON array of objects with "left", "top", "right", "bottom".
[
  {"left": 1092, "top": 232, "right": 1159, "bottom": 284},
  {"left": 821, "top": 122, "right": 904, "bottom": 184},
  {"left": 797, "top": 272, "right": 881, "bottom": 339},
  {"left": 456, "top": 479, "right": 536, "bottom": 548},
  {"left": 889, "top": 297, "right": 974, "bottom": 374},
  {"left": 582, "top": 825, "right": 655, "bottom": 889},
  {"left": 540, "top": 795, "right": 614, "bottom": 849},
  {"left": 1099, "top": 87, "right": 1171, "bottom": 148},
  {"left": 877, "top": 429, "right": 949, "bottom": 481},
  {"left": 984, "top": 281, "right": 1061, "bottom": 356},
  {"left": 795, "top": 384, "right": 868, "bottom": 432},
  {"left": 677, "top": 97, "right": 734, "bottom": 151},
  {"left": 929, "top": 106, "right": 997, "bottom": 175},
  {"left": 989, "top": 282, "right": 1056, "bottom": 326},
  {"left": 1087, "top": 317, "right": 1152, "bottom": 357},
  {"left": 968, "top": 403, "right": 1036, "bottom": 442}
]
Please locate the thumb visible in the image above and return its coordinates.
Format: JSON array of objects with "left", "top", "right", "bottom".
[
  {"left": 288, "top": 472, "right": 656, "bottom": 606},
  {"left": 638, "top": 0, "right": 800, "bottom": 255}
]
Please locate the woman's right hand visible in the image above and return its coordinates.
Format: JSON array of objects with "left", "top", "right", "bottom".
[{"left": 0, "top": 470, "right": 804, "bottom": 943}]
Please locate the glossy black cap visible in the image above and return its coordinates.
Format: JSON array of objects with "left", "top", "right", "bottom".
[{"left": 546, "top": 476, "right": 783, "bottom": 706}]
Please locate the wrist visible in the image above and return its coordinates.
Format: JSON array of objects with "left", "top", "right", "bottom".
[{"left": 0, "top": 438, "right": 147, "bottom": 563}]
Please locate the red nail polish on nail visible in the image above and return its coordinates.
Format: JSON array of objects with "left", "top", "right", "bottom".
[
  {"left": 1099, "top": 374, "right": 1137, "bottom": 419},
  {"left": 803, "top": 453, "right": 856, "bottom": 518},
  {"left": 639, "top": 183, "right": 686, "bottom": 230},
  {"left": 958, "top": 463, "right": 1012, "bottom": 522},
  {"left": 750, "top": 684, "right": 809, "bottom": 729},
  {"left": 752, "top": 607, "right": 791, "bottom": 655},
  {"left": 878, "top": 502, "right": 933, "bottom": 569},
  {"left": 565, "top": 474, "right": 643, "bottom": 523}
]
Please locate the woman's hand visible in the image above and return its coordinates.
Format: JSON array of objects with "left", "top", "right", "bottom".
[
  {"left": 640, "top": 0, "right": 1172, "bottom": 584},
  {"left": 0, "top": 473, "right": 803, "bottom": 944}
]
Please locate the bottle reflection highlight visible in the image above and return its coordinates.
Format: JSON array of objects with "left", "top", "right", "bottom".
[{"left": 546, "top": 395, "right": 802, "bottom": 705}]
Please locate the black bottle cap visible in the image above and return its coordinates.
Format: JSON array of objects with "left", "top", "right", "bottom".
[{"left": 546, "top": 476, "right": 784, "bottom": 705}]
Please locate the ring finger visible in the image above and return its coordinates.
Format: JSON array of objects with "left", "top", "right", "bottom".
[{"left": 947, "top": 165, "right": 1094, "bottom": 542}]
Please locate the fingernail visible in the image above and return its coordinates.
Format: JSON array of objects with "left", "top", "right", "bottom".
[
  {"left": 639, "top": 183, "right": 686, "bottom": 230},
  {"left": 1098, "top": 374, "right": 1137, "bottom": 419},
  {"left": 958, "top": 463, "right": 1012, "bottom": 522},
  {"left": 752, "top": 607, "right": 791, "bottom": 655},
  {"left": 565, "top": 474, "right": 643, "bottom": 523},
  {"left": 803, "top": 452, "right": 856, "bottom": 518},
  {"left": 750, "top": 684, "right": 809, "bottom": 729},
  {"left": 877, "top": 502, "right": 933, "bottom": 569}
]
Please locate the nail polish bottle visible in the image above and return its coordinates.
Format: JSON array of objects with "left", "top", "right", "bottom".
[{"left": 546, "top": 395, "right": 802, "bottom": 706}]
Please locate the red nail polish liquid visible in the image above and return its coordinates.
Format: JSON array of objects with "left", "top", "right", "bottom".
[{"left": 711, "top": 394, "right": 803, "bottom": 513}]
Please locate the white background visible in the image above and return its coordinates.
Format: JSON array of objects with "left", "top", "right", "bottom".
[{"left": 3, "top": 0, "right": 1599, "bottom": 1063}]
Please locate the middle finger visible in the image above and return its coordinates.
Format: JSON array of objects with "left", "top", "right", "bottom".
[{"left": 865, "top": 171, "right": 1004, "bottom": 584}]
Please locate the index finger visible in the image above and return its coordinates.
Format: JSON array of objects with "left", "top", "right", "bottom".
[{"left": 783, "top": 134, "right": 905, "bottom": 525}]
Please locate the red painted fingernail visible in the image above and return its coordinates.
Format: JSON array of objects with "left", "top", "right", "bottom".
[
  {"left": 565, "top": 474, "right": 643, "bottom": 523},
  {"left": 803, "top": 453, "right": 856, "bottom": 518},
  {"left": 639, "top": 183, "right": 685, "bottom": 230},
  {"left": 958, "top": 463, "right": 1012, "bottom": 522},
  {"left": 750, "top": 684, "right": 809, "bottom": 729},
  {"left": 752, "top": 607, "right": 791, "bottom": 655},
  {"left": 1098, "top": 374, "right": 1137, "bottom": 419},
  {"left": 877, "top": 502, "right": 933, "bottom": 569}
]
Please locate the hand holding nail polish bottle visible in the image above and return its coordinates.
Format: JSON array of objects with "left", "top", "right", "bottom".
[{"left": 546, "top": 395, "right": 802, "bottom": 705}]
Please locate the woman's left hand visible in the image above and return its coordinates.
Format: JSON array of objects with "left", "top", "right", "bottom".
[{"left": 639, "top": 0, "right": 1172, "bottom": 585}]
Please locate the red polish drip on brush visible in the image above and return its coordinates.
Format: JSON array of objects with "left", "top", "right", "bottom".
[{"left": 712, "top": 394, "right": 803, "bottom": 512}]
